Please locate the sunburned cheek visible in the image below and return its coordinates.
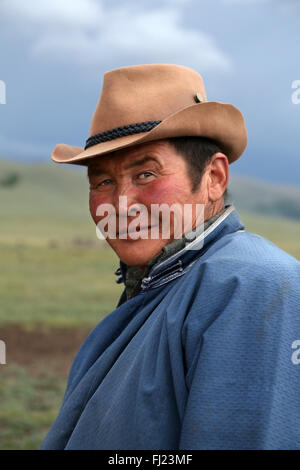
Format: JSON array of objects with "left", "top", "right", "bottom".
[
  {"left": 141, "top": 179, "right": 188, "bottom": 205},
  {"left": 89, "top": 193, "right": 109, "bottom": 223}
]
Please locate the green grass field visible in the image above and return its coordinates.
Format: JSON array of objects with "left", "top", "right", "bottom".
[
  {"left": 0, "top": 364, "right": 66, "bottom": 450},
  {"left": 0, "top": 241, "right": 122, "bottom": 327},
  {"left": 0, "top": 158, "right": 299, "bottom": 449}
]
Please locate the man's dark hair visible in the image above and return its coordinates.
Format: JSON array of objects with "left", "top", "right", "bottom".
[{"left": 168, "top": 136, "right": 228, "bottom": 202}]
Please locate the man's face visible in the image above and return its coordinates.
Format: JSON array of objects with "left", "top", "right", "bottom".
[{"left": 88, "top": 140, "right": 207, "bottom": 269}]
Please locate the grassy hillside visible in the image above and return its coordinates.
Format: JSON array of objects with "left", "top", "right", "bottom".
[
  {"left": 1, "top": 157, "right": 300, "bottom": 249},
  {"left": 228, "top": 173, "right": 300, "bottom": 220},
  {"left": 1, "top": 158, "right": 300, "bottom": 225},
  {"left": 0, "top": 159, "right": 93, "bottom": 243}
]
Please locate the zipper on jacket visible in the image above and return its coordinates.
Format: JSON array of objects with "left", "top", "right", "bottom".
[{"left": 141, "top": 259, "right": 183, "bottom": 290}]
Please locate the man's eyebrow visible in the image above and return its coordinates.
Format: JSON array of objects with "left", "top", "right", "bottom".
[
  {"left": 87, "top": 166, "right": 108, "bottom": 179},
  {"left": 87, "top": 155, "right": 160, "bottom": 179},
  {"left": 123, "top": 156, "right": 161, "bottom": 170}
]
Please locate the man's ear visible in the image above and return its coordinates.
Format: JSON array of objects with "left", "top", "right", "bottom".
[{"left": 207, "top": 153, "right": 229, "bottom": 202}]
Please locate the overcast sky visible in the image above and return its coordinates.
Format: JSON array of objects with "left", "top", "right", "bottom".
[{"left": 0, "top": 0, "right": 299, "bottom": 184}]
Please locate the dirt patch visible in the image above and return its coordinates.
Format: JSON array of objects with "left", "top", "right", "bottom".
[{"left": 0, "top": 324, "right": 92, "bottom": 378}]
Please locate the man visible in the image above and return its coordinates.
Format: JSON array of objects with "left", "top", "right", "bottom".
[{"left": 41, "top": 64, "right": 300, "bottom": 450}]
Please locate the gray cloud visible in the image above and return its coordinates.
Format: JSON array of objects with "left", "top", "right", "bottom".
[{"left": 2, "top": 0, "right": 233, "bottom": 73}]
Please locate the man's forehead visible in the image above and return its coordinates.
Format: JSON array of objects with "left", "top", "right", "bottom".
[{"left": 87, "top": 140, "right": 171, "bottom": 173}]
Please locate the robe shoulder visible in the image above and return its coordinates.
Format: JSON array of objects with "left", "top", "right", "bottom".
[
  {"left": 186, "top": 229, "right": 300, "bottom": 300},
  {"left": 178, "top": 231, "right": 300, "bottom": 449},
  {"left": 180, "top": 230, "right": 300, "bottom": 382}
]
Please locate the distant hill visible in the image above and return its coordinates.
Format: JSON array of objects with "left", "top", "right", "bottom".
[
  {"left": 1, "top": 157, "right": 300, "bottom": 221},
  {"left": 228, "top": 173, "right": 300, "bottom": 221},
  {"left": 0, "top": 158, "right": 93, "bottom": 242},
  {"left": 1, "top": 158, "right": 299, "bottom": 260},
  {"left": 0, "top": 158, "right": 89, "bottom": 216}
]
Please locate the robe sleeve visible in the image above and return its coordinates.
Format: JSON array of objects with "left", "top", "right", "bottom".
[{"left": 179, "top": 252, "right": 300, "bottom": 450}]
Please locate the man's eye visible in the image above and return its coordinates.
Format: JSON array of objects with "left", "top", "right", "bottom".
[
  {"left": 138, "top": 172, "right": 154, "bottom": 179},
  {"left": 98, "top": 179, "right": 112, "bottom": 186}
]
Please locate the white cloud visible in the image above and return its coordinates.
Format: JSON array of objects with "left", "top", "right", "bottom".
[
  {"left": 1, "top": 0, "right": 103, "bottom": 29},
  {"left": 2, "top": 0, "right": 233, "bottom": 73}
]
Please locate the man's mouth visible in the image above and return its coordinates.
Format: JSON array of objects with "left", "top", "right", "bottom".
[{"left": 117, "top": 225, "right": 158, "bottom": 237}]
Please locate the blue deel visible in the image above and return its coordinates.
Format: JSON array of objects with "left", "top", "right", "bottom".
[{"left": 41, "top": 206, "right": 300, "bottom": 450}]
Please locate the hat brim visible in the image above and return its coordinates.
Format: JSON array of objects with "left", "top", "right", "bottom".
[{"left": 51, "top": 101, "right": 247, "bottom": 166}]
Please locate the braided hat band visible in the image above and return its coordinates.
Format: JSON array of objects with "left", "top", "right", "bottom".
[{"left": 85, "top": 120, "right": 162, "bottom": 150}]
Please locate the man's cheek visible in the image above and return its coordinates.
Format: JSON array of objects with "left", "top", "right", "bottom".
[
  {"left": 89, "top": 193, "right": 104, "bottom": 224},
  {"left": 141, "top": 179, "right": 178, "bottom": 205}
]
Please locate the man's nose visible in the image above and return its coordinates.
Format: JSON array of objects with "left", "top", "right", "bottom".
[{"left": 113, "top": 181, "right": 140, "bottom": 216}]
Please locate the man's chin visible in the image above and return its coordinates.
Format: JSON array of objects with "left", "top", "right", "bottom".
[{"left": 106, "top": 237, "right": 168, "bottom": 268}]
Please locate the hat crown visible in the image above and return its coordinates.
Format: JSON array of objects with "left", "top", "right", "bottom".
[{"left": 89, "top": 64, "right": 207, "bottom": 137}]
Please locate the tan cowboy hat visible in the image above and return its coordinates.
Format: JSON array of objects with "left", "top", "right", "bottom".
[{"left": 51, "top": 64, "right": 247, "bottom": 165}]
